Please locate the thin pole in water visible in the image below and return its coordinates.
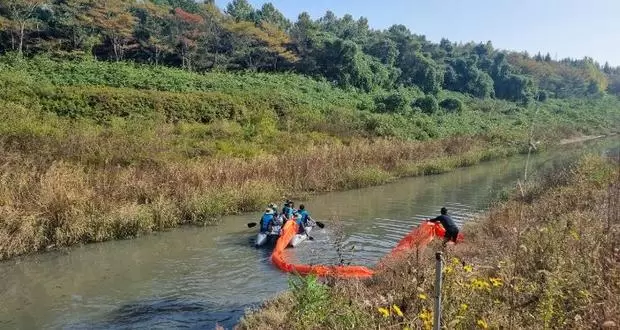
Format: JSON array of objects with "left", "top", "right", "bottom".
[{"left": 433, "top": 251, "right": 443, "bottom": 330}]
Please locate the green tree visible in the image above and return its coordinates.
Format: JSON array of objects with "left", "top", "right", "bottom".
[
  {"left": 256, "top": 2, "right": 289, "bottom": 31},
  {"left": 608, "top": 74, "right": 620, "bottom": 95},
  {"left": 133, "top": 1, "right": 173, "bottom": 65},
  {"left": 44, "top": 0, "right": 101, "bottom": 54},
  {"left": 398, "top": 51, "right": 442, "bottom": 94},
  {"left": 290, "top": 11, "right": 320, "bottom": 72},
  {"left": 0, "top": 0, "right": 46, "bottom": 55},
  {"left": 314, "top": 38, "right": 391, "bottom": 91},
  {"left": 490, "top": 53, "right": 534, "bottom": 102},
  {"left": 365, "top": 34, "right": 399, "bottom": 66},
  {"left": 226, "top": 0, "right": 254, "bottom": 22},
  {"left": 439, "top": 38, "right": 454, "bottom": 54},
  {"left": 444, "top": 57, "right": 494, "bottom": 98}
]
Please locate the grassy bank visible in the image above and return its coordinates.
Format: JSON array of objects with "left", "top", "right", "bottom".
[
  {"left": 1, "top": 56, "right": 619, "bottom": 261},
  {"left": 0, "top": 105, "right": 518, "bottom": 261},
  {"left": 239, "top": 154, "right": 619, "bottom": 329}
]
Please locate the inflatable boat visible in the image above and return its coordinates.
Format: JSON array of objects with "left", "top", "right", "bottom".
[
  {"left": 255, "top": 225, "right": 281, "bottom": 247},
  {"left": 288, "top": 225, "right": 314, "bottom": 247}
]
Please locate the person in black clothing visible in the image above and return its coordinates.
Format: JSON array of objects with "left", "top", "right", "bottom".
[{"left": 429, "top": 207, "right": 459, "bottom": 246}]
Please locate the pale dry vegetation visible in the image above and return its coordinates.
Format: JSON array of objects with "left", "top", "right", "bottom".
[{"left": 0, "top": 105, "right": 515, "bottom": 260}]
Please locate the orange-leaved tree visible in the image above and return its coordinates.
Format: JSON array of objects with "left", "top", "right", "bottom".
[{"left": 85, "top": 0, "right": 136, "bottom": 61}]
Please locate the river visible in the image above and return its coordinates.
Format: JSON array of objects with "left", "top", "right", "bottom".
[{"left": 0, "top": 137, "right": 617, "bottom": 330}]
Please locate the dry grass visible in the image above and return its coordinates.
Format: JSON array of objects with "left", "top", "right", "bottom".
[
  {"left": 0, "top": 116, "right": 514, "bottom": 261},
  {"left": 238, "top": 155, "right": 620, "bottom": 330}
]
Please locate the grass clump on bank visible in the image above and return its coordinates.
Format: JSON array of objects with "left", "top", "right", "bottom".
[{"left": 238, "top": 154, "right": 620, "bottom": 329}]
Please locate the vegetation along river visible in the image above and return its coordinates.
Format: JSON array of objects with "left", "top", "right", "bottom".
[{"left": 0, "top": 137, "right": 617, "bottom": 330}]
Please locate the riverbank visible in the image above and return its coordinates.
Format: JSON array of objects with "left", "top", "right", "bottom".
[
  {"left": 0, "top": 125, "right": 517, "bottom": 261},
  {"left": 2, "top": 57, "right": 620, "bottom": 261},
  {"left": 238, "top": 154, "right": 619, "bottom": 329},
  {"left": 0, "top": 110, "right": 618, "bottom": 262},
  {"left": 559, "top": 134, "right": 608, "bottom": 145}
]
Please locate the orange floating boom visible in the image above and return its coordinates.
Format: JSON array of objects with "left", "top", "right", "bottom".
[{"left": 270, "top": 218, "right": 464, "bottom": 279}]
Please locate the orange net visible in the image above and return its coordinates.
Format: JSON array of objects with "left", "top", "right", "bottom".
[{"left": 270, "top": 218, "right": 464, "bottom": 279}]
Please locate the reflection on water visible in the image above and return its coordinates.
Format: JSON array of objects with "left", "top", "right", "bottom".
[{"left": 0, "top": 137, "right": 617, "bottom": 329}]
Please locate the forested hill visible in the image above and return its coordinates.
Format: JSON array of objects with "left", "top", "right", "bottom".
[{"left": 1, "top": 0, "right": 619, "bottom": 101}]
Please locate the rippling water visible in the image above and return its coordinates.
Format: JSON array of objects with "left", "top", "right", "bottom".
[{"left": 0, "top": 138, "right": 617, "bottom": 329}]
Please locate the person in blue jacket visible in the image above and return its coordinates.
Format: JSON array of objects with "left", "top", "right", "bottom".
[
  {"left": 282, "top": 200, "right": 295, "bottom": 222},
  {"left": 295, "top": 204, "right": 314, "bottom": 234},
  {"left": 429, "top": 207, "right": 459, "bottom": 247},
  {"left": 269, "top": 203, "right": 279, "bottom": 216},
  {"left": 259, "top": 208, "right": 275, "bottom": 233},
  {"left": 268, "top": 203, "right": 281, "bottom": 226}
]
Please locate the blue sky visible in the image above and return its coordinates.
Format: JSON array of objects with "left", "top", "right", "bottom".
[{"left": 214, "top": 0, "right": 620, "bottom": 66}]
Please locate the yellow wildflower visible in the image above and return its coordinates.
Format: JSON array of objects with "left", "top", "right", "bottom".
[
  {"left": 570, "top": 230, "right": 580, "bottom": 240},
  {"left": 463, "top": 264, "right": 473, "bottom": 273},
  {"left": 460, "top": 303, "right": 468, "bottom": 311},
  {"left": 418, "top": 309, "right": 433, "bottom": 330},
  {"left": 470, "top": 278, "right": 491, "bottom": 291},
  {"left": 451, "top": 257, "right": 460, "bottom": 265},
  {"left": 392, "top": 304, "right": 404, "bottom": 317},
  {"left": 578, "top": 290, "right": 591, "bottom": 298},
  {"left": 490, "top": 277, "right": 503, "bottom": 287},
  {"left": 418, "top": 293, "right": 428, "bottom": 300},
  {"left": 477, "top": 319, "right": 488, "bottom": 329},
  {"left": 403, "top": 327, "right": 411, "bottom": 330},
  {"left": 444, "top": 265, "right": 453, "bottom": 274},
  {"left": 378, "top": 307, "right": 390, "bottom": 318},
  {"left": 418, "top": 308, "right": 432, "bottom": 320}
]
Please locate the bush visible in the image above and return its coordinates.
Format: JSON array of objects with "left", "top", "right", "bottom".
[
  {"left": 537, "top": 90, "right": 549, "bottom": 102},
  {"left": 373, "top": 91, "right": 411, "bottom": 113},
  {"left": 413, "top": 95, "right": 439, "bottom": 114},
  {"left": 37, "top": 86, "right": 249, "bottom": 123},
  {"left": 439, "top": 97, "right": 464, "bottom": 113}
]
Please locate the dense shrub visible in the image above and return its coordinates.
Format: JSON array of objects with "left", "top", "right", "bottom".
[
  {"left": 39, "top": 86, "right": 248, "bottom": 123},
  {"left": 374, "top": 91, "right": 411, "bottom": 114},
  {"left": 439, "top": 97, "right": 464, "bottom": 113},
  {"left": 413, "top": 95, "right": 439, "bottom": 114}
]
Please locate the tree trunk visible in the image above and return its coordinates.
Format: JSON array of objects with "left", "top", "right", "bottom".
[
  {"left": 18, "top": 22, "right": 25, "bottom": 55},
  {"left": 181, "top": 46, "right": 186, "bottom": 69},
  {"left": 112, "top": 36, "right": 120, "bottom": 61}
]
